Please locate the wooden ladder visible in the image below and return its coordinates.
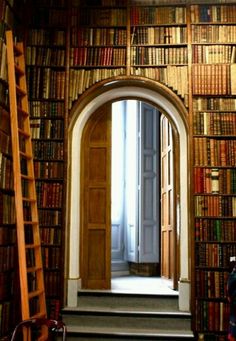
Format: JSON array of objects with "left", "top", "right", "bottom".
[{"left": 6, "top": 30, "right": 47, "bottom": 339}]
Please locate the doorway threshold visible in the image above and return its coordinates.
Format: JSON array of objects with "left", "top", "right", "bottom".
[{"left": 111, "top": 275, "right": 178, "bottom": 296}]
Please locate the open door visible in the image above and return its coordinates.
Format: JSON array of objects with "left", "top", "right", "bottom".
[
  {"left": 80, "top": 103, "right": 111, "bottom": 289},
  {"left": 126, "top": 101, "right": 160, "bottom": 264},
  {"left": 161, "top": 114, "right": 175, "bottom": 285}
]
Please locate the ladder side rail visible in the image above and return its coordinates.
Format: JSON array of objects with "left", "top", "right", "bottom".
[{"left": 6, "top": 31, "right": 30, "bottom": 320}]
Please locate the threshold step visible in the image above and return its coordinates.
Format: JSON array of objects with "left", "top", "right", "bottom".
[{"left": 65, "top": 326, "right": 195, "bottom": 340}]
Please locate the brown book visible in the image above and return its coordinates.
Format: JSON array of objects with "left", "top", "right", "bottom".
[{"left": 230, "top": 63, "right": 236, "bottom": 95}]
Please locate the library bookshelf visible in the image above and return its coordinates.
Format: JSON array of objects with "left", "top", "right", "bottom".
[
  {"left": 0, "top": 0, "right": 27, "bottom": 337},
  {"left": 25, "top": 0, "right": 67, "bottom": 323},
  {"left": 1, "top": 0, "right": 236, "bottom": 340},
  {"left": 191, "top": 3, "right": 236, "bottom": 340}
]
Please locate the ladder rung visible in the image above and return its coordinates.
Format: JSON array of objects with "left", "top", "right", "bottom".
[
  {"left": 13, "top": 43, "right": 23, "bottom": 56},
  {"left": 21, "top": 174, "right": 34, "bottom": 181},
  {"left": 27, "top": 266, "right": 42, "bottom": 273},
  {"left": 24, "top": 220, "right": 38, "bottom": 225},
  {"left": 28, "top": 289, "right": 44, "bottom": 300},
  {"left": 18, "top": 128, "right": 30, "bottom": 138},
  {"left": 15, "top": 64, "right": 24, "bottom": 76},
  {"left": 31, "top": 312, "right": 47, "bottom": 320},
  {"left": 25, "top": 243, "right": 40, "bottom": 249},
  {"left": 16, "top": 85, "right": 26, "bottom": 97},
  {"left": 22, "top": 197, "right": 36, "bottom": 203},
  {"left": 20, "top": 151, "right": 32, "bottom": 159},
  {"left": 18, "top": 107, "right": 28, "bottom": 117}
]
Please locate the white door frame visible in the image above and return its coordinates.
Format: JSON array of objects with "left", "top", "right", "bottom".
[{"left": 66, "top": 79, "right": 190, "bottom": 311}]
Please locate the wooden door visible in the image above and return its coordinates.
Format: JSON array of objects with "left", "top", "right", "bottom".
[
  {"left": 161, "top": 114, "right": 174, "bottom": 280},
  {"left": 80, "top": 103, "right": 111, "bottom": 289},
  {"left": 138, "top": 102, "right": 160, "bottom": 263}
]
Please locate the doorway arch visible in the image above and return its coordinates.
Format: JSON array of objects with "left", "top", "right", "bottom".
[{"left": 66, "top": 77, "right": 190, "bottom": 311}]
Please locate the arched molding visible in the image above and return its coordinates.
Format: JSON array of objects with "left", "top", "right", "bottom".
[{"left": 66, "top": 77, "right": 191, "bottom": 311}]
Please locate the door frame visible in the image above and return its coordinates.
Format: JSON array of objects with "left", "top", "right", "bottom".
[{"left": 66, "top": 77, "right": 190, "bottom": 311}]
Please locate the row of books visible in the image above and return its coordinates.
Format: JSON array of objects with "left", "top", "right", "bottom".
[
  {"left": 30, "top": 119, "right": 64, "bottom": 139},
  {"left": 0, "top": 193, "right": 15, "bottom": 224},
  {"left": 27, "top": 68, "right": 65, "bottom": 100},
  {"left": 194, "top": 112, "right": 236, "bottom": 135},
  {"left": 36, "top": 182, "right": 63, "bottom": 208},
  {"left": 0, "top": 82, "right": 8, "bottom": 108},
  {"left": 193, "top": 97, "right": 236, "bottom": 111},
  {"left": 0, "top": 227, "right": 15, "bottom": 244},
  {"left": 192, "top": 64, "right": 230, "bottom": 95},
  {"left": 42, "top": 246, "right": 61, "bottom": 269},
  {"left": 44, "top": 271, "right": 61, "bottom": 296},
  {"left": 0, "top": 272, "right": 13, "bottom": 300},
  {"left": 192, "top": 45, "right": 236, "bottom": 64},
  {"left": 32, "top": 141, "right": 64, "bottom": 160},
  {"left": 46, "top": 298, "right": 60, "bottom": 320},
  {"left": 131, "top": 46, "right": 187, "bottom": 65},
  {"left": 195, "top": 195, "right": 236, "bottom": 217},
  {"left": 190, "top": 4, "right": 236, "bottom": 23},
  {"left": 72, "top": 8, "right": 127, "bottom": 26},
  {"left": 30, "top": 8, "right": 67, "bottom": 27},
  {"left": 0, "top": 153, "right": 13, "bottom": 190},
  {"left": 38, "top": 209, "right": 62, "bottom": 226},
  {"left": 195, "top": 242, "right": 236, "bottom": 267},
  {"left": 131, "top": 26, "right": 187, "bottom": 45},
  {"left": 131, "top": 65, "right": 188, "bottom": 100},
  {"left": 130, "top": 6, "right": 186, "bottom": 25},
  {"left": 194, "top": 168, "right": 236, "bottom": 194},
  {"left": 0, "top": 1, "right": 13, "bottom": 27},
  {"left": 71, "top": 27, "right": 127, "bottom": 46},
  {"left": 194, "top": 138, "right": 236, "bottom": 167},
  {"left": 29, "top": 101, "right": 64, "bottom": 118},
  {"left": 191, "top": 25, "right": 236, "bottom": 43},
  {"left": 69, "top": 68, "right": 126, "bottom": 107},
  {"left": 34, "top": 161, "right": 64, "bottom": 179},
  {"left": 195, "top": 270, "right": 228, "bottom": 298},
  {"left": 26, "top": 46, "right": 65, "bottom": 67},
  {"left": 27, "top": 29, "right": 66, "bottom": 46},
  {"left": 0, "top": 39, "right": 7, "bottom": 81},
  {"left": 40, "top": 227, "right": 62, "bottom": 245},
  {"left": 195, "top": 300, "right": 229, "bottom": 332},
  {"left": 34, "top": 0, "right": 65, "bottom": 7},
  {"left": 0, "top": 245, "right": 14, "bottom": 271},
  {"left": 0, "top": 302, "right": 11, "bottom": 335},
  {"left": 70, "top": 47, "right": 126, "bottom": 66},
  {"left": 195, "top": 218, "right": 236, "bottom": 242}
]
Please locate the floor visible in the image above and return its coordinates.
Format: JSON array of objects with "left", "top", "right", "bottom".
[{"left": 111, "top": 275, "right": 178, "bottom": 295}]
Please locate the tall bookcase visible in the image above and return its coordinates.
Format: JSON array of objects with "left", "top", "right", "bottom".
[
  {"left": 1, "top": 0, "right": 236, "bottom": 339},
  {"left": 25, "top": 0, "right": 67, "bottom": 320},
  {"left": 191, "top": 3, "right": 236, "bottom": 340},
  {"left": 0, "top": 0, "right": 24, "bottom": 337},
  {"left": 69, "top": 0, "right": 127, "bottom": 109},
  {"left": 130, "top": 4, "right": 188, "bottom": 105}
]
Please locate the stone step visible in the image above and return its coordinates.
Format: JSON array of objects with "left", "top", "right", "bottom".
[
  {"left": 64, "top": 328, "right": 194, "bottom": 341},
  {"left": 76, "top": 291, "right": 179, "bottom": 312},
  {"left": 61, "top": 291, "right": 194, "bottom": 340}
]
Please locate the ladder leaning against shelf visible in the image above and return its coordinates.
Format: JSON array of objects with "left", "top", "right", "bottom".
[{"left": 5, "top": 30, "right": 47, "bottom": 338}]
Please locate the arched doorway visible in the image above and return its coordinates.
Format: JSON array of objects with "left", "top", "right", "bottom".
[{"left": 66, "top": 78, "right": 190, "bottom": 311}]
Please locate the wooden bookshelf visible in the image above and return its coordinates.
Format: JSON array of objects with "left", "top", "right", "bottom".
[
  {"left": 0, "top": 0, "right": 26, "bottom": 337},
  {"left": 1, "top": 0, "right": 236, "bottom": 339},
  {"left": 191, "top": 3, "right": 236, "bottom": 340},
  {"left": 25, "top": 1, "right": 67, "bottom": 321}
]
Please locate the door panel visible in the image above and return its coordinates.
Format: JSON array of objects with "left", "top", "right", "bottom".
[
  {"left": 139, "top": 102, "right": 159, "bottom": 263},
  {"left": 81, "top": 103, "right": 111, "bottom": 289},
  {"left": 111, "top": 101, "right": 127, "bottom": 272},
  {"left": 161, "top": 114, "right": 174, "bottom": 280}
]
